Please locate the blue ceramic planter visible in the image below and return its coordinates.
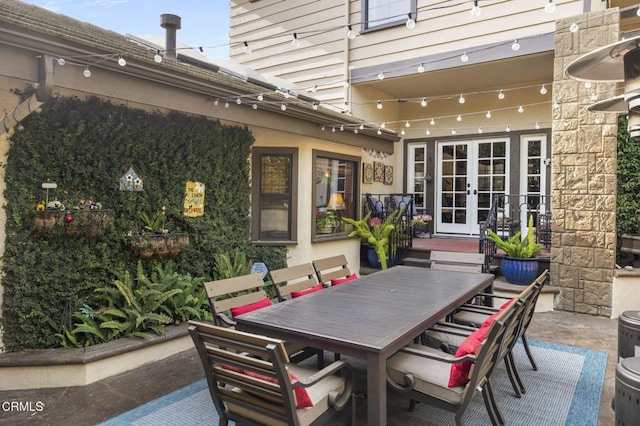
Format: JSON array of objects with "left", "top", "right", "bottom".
[
  {"left": 500, "top": 257, "right": 539, "bottom": 285},
  {"left": 366, "top": 247, "right": 397, "bottom": 269}
]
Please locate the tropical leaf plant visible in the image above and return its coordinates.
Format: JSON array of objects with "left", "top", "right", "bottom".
[{"left": 485, "top": 214, "right": 542, "bottom": 259}]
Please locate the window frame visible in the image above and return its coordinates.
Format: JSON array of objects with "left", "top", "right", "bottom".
[
  {"left": 363, "top": 0, "right": 417, "bottom": 31},
  {"left": 312, "top": 150, "right": 361, "bottom": 242},
  {"left": 251, "top": 147, "right": 298, "bottom": 245}
]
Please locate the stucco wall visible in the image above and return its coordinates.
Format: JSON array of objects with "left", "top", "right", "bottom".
[{"left": 551, "top": 9, "right": 620, "bottom": 316}]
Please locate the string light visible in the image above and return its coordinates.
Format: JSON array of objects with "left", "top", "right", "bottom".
[
  {"left": 291, "top": 33, "right": 301, "bottom": 48},
  {"left": 535, "top": 122, "right": 540, "bottom": 129},
  {"left": 224, "top": 101, "right": 230, "bottom": 108},
  {"left": 340, "top": 125, "right": 344, "bottom": 131},
  {"left": 459, "top": 94, "right": 465, "bottom": 104},
  {"left": 57, "top": 57, "right": 66, "bottom": 66},
  {"left": 154, "top": 51, "right": 163, "bottom": 63},
  {"left": 461, "top": 52, "right": 469, "bottom": 63},
  {"left": 590, "top": 92, "right": 598, "bottom": 102},
  {"left": 426, "top": 129, "right": 431, "bottom": 135},
  {"left": 312, "top": 102, "right": 319, "bottom": 110},
  {"left": 252, "top": 103, "right": 258, "bottom": 109},
  {"left": 257, "top": 94, "right": 264, "bottom": 101},
  {"left": 430, "top": 118, "right": 435, "bottom": 125},
  {"left": 401, "top": 128, "right": 406, "bottom": 135},
  {"left": 377, "top": 129, "right": 382, "bottom": 135},
  {"left": 377, "top": 72, "right": 385, "bottom": 80},
  {"left": 471, "top": 1, "right": 481, "bottom": 17},
  {"left": 584, "top": 82, "right": 592, "bottom": 89},
  {"left": 505, "top": 125, "right": 511, "bottom": 132},
  {"left": 498, "top": 90, "right": 505, "bottom": 100},
  {"left": 486, "top": 110, "right": 492, "bottom": 118},
  {"left": 511, "top": 39, "right": 520, "bottom": 51},
  {"left": 518, "top": 105, "right": 524, "bottom": 113},
  {"left": 421, "top": 98, "right": 427, "bottom": 107},
  {"left": 553, "top": 101, "right": 559, "bottom": 109},
  {"left": 417, "top": 63, "right": 425, "bottom": 73},
  {"left": 347, "top": 25, "right": 357, "bottom": 40},
  {"left": 381, "top": 122, "right": 386, "bottom": 129},
  {"left": 545, "top": 0, "right": 556, "bottom": 13},
  {"left": 405, "top": 120, "right": 411, "bottom": 127},
  {"left": 540, "top": 84, "right": 547, "bottom": 95},
  {"left": 281, "top": 103, "right": 287, "bottom": 111},
  {"left": 214, "top": 99, "right": 219, "bottom": 106},
  {"left": 406, "top": 13, "right": 416, "bottom": 29},
  {"left": 377, "top": 101, "right": 383, "bottom": 110},
  {"left": 83, "top": 67, "right": 91, "bottom": 78},
  {"left": 236, "top": 98, "right": 242, "bottom": 105},
  {"left": 478, "top": 127, "right": 483, "bottom": 133},
  {"left": 332, "top": 126, "right": 336, "bottom": 132},
  {"left": 637, "top": 6, "right": 640, "bottom": 17},
  {"left": 570, "top": 22, "right": 579, "bottom": 33},
  {"left": 457, "top": 114, "right": 462, "bottom": 122},
  {"left": 117, "top": 56, "right": 126, "bottom": 66},
  {"left": 451, "top": 128, "right": 456, "bottom": 135},
  {"left": 243, "top": 41, "right": 251, "bottom": 54}
]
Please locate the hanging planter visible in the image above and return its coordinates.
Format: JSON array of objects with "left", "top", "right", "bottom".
[
  {"left": 34, "top": 209, "right": 113, "bottom": 238},
  {"left": 130, "top": 233, "right": 189, "bottom": 259}
]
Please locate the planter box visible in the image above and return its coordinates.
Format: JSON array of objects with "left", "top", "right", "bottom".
[
  {"left": 131, "top": 233, "right": 189, "bottom": 258},
  {"left": 0, "top": 324, "right": 192, "bottom": 391},
  {"left": 34, "top": 210, "right": 113, "bottom": 238}
]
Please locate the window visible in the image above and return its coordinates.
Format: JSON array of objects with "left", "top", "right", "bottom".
[
  {"left": 313, "top": 151, "right": 359, "bottom": 240},
  {"left": 251, "top": 148, "right": 298, "bottom": 243},
  {"left": 365, "top": 0, "right": 416, "bottom": 30}
]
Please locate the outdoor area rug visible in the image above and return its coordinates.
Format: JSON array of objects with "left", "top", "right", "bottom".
[{"left": 100, "top": 339, "right": 607, "bottom": 426}]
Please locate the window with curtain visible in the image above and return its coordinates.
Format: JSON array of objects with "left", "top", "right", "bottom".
[
  {"left": 313, "top": 151, "right": 358, "bottom": 240},
  {"left": 365, "top": 0, "right": 415, "bottom": 30},
  {"left": 251, "top": 147, "right": 298, "bottom": 243}
]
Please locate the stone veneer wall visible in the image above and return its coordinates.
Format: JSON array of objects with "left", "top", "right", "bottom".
[{"left": 551, "top": 10, "right": 620, "bottom": 316}]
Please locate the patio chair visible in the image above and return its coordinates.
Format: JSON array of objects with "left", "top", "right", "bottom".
[
  {"left": 387, "top": 295, "right": 523, "bottom": 426},
  {"left": 188, "top": 321, "right": 356, "bottom": 426},
  {"left": 312, "top": 255, "right": 357, "bottom": 286},
  {"left": 429, "top": 250, "right": 486, "bottom": 273},
  {"left": 204, "top": 272, "right": 322, "bottom": 368},
  {"left": 270, "top": 263, "right": 324, "bottom": 301}
]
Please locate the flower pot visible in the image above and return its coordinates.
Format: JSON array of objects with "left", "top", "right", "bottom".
[
  {"left": 500, "top": 257, "right": 539, "bottom": 285},
  {"left": 366, "top": 247, "right": 397, "bottom": 269}
]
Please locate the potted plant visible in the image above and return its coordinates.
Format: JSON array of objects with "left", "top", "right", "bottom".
[
  {"left": 316, "top": 210, "right": 340, "bottom": 234},
  {"left": 342, "top": 206, "right": 405, "bottom": 270},
  {"left": 130, "top": 207, "right": 189, "bottom": 258},
  {"left": 485, "top": 214, "right": 543, "bottom": 285}
]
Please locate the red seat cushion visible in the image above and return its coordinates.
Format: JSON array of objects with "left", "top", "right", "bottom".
[
  {"left": 448, "top": 327, "right": 487, "bottom": 387},
  {"left": 330, "top": 273, "right": 358, "bottom": 286},
  {"left": 229, "top": 297, "right": 271, "bottom": 319},
  {"left": 291, "top": 283, "right": 324, "bottom": 298}
]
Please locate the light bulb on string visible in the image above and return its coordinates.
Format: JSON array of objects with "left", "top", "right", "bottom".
[
  {"left": 417, "top": 63, "right": 425, "bottom": 73},
  {"left": 637, "top": 6, "right": 640, "bottom": 17},
  {"left": 426, "top": 129, "right": 431, "bottom": 135},
  {"left": 236, "top": 98, "right": 242, "bottom": 105},
  {"left": 83, "top": 67, "right": 91, "bottom": 78},
  {"left": 321, "top": 125, "right": 325, "bottom": 131},
  {"left": 518, "top": 105, "right": 524, "bottom": 113},
  {"left": 312, "top": 102, "right": 319, "bottom": 110},
  {"left": 584, "top": 82, "right": 592, "bottom": 89},
  {"left": 406, "top": 14, "right": 416, "bottom": 29},
  {"left": 506, "top": 125, "right": 511, "bottom": 132},
  {"left": 401, "top": 128, "right": 406, "bottom": 135},
  {"left": 57, "top": 57, "right": 66, "bottom": 66},
  {"left": 553, "top": 100, "right": 559, "bottom": 109},
  {"left": 421, "top": 98, "right": 427, "bottom": 107},
  {"left": 590, "top": 93, "right": 598, "bottom": 102},
  {"left": 471, "top": 1, "right": 481, "bottom": 17},
  {"left": 214, "top": 99, "right": 219, "bottom": 106},
  {"left": 154, "top": 51, "right": 163, "bottom": 63},
  {"left": 459, "top": 94, "right": 465, "bottom": 104},
  {"left": 430, "top": 118, "right": 435, "bottom": 125},
  {"left": 117, "top": 56, "right": 126, "bottom": 66},
  {"left": 570, "top": 22, "right": 579, "bottom": 33},
  {"left": 405, "top": 120, "right": 411, "bottom": 128},
  {"left": 347, "top": 25, "right": 357, "bottom": 40},
  {"left": 377, "top": 72, "right": 385, "bottom": 80},
  {"left": 377, "top": 129, "right": 382, "bottom": 135},
  {"left": 461, "top": 52, "right": 469, "bottom": 63},
  {"left": 498, "top": 90, "right": 505, "bottom": 100},
  {"left": 291, "top": 33, "right": 301, "bottom": 48},
  {"left": 377, "top": 101, "right": 383, "bottom": 110},
  {"left": 252, "top": 103, "right": 258, "bottom": 110},
  {"left": 478, "top": 127, "right": 483, "bottom": 134},
  {"left": 451, "top": 128, "right": 456, "bottom": 135},
  {"left": 243, "top": 41, "right": 251, "bottom": 54},
  {"left": 354, "top": 128, "right": 358, "bottom": 134},
  {"left": 360, "top": 123, "right": 365, "bottom": 130},
  {"left": 457, "top": 115, "right": 462, "bottom": 122},
  {"left": 486, "top": 111, "right": 492, "bottom": 118},
  {"left": 540, "top": 84, "right": 547, "bottom": 95},
  {"left": 309, "top": 85, "right": 317, "bottom": 93},
  {"left": 257, "top": 94, "right": 264, "bottom": 101},
  {"left": 281, "top": 103, "right": 287, "bottom": 111},
  {"left": 343, "top": 80, "right": 350, "bottom": 88},
  {"left": 535, "top": 122, "right": 540, "bottom": 130},
  {"left": 381, "top": 122, "right": 386, "bottom": 129},
  {"left": 225, "top": 102, "right": 230, "bottom": 108},
  {"left": 332, "top": 126, "right": 336, "bottom": 133},
  {"left": 512, "top": 39, "right": 520, "bottom": 51},
  {"left": 545, "top": 0, "right": 556, "bottom": 13}
]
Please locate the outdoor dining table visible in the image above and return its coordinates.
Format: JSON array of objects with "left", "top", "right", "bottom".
[{"left": 235, "top": 265, "right": 494, "bottom": 426}]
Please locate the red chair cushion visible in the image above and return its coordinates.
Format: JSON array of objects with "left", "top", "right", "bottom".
[
  {"left": 480, "top": 298, "right": 514, "bottom": 329},
  {"left": 448, "top": 327, "right": 488, "bottom": 387},
  {"left": 291, "top": 283, "right": 324, "bottom": 298},
  {"left": 330, "top": 273, "right": 358, "bottom": 286},
  {"left": 219, "top": 364, "right": 312, "bottom": 408},
  {"left": 229, "top": 297, "right": 271, "bottom": 319}
]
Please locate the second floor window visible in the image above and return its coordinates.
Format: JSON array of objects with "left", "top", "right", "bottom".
[{"left": 365, "top": 0, "right": 415, "bottom": 30}]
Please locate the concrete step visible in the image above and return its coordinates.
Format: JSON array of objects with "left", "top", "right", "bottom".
[{"left": 492, "top": 276, "right": 559, "bottom": 312}]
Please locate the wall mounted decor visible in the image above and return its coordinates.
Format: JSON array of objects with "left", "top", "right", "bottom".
[
  {"left": 384, "top": 165, "right": 393, "bottom": 185},
  {"left": 120, "top": 166, "right": 143, "bottom": 191},
  {"left": 362, "top": 162, "right": 374, "bottom": 184},
  {"left": 373, "top": 161, "right": 385, "bottom": 182}
]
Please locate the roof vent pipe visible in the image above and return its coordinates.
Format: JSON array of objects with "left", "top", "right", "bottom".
[{"left": 160, "top": 14, "right": 181, "bottom": 61}]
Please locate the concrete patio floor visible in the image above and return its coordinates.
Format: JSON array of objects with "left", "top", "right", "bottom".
[{"left": 0, "top": 311, "right": 617, "bottom": 425}]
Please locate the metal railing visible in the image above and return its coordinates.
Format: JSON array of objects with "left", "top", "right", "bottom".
[{"left": 362, "top": 193, "right": 415, "bottom": 261}]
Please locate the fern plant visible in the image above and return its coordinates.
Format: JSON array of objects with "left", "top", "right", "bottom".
[{"left": 485, "top": 214, "right": 543, "bottom": 259}]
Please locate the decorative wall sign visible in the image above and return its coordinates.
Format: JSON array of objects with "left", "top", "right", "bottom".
[
  {"left": 119, "top": 166, "right": 143, "bottom": 191},
  {"left": 373, "top": 161, "right": 385, "bottom": 182},
  {"left": 362, "top": 162, "right": 374, "bottom": 184},
  {"left": 184, "top": 181, "right": 205, "bottom": 217},
  {"left": 384, "top": 165, "right": 394, "bottom": 185}
]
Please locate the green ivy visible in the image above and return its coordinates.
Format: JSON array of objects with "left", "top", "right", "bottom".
[
  {"left": 2, "top": 95, "right": 286, "bottom": 350},
  {"left": 617, "top": 115, "right": 640, "bottom": 265}
]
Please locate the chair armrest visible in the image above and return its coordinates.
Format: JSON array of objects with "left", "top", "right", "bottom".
[
  {"left": 215, "top": 313, "right": 236, "bottom": 327},
  {"left": 293, "top": 360, "right": 354, "bottom": 411},
  {"left": 433, "top": 321, "right": 478, "bottom": 333}
]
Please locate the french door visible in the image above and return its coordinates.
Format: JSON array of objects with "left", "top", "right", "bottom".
[{"left": 436, "top": 138, "right": 509, "bottom": 235}]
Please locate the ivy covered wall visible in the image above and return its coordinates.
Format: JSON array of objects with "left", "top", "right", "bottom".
[
  {"left": 1, "top": 95, "right": 286, "bottom": 351},
  {"left": 617, "top": 115, "right": 640, "bottom": 264}
]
